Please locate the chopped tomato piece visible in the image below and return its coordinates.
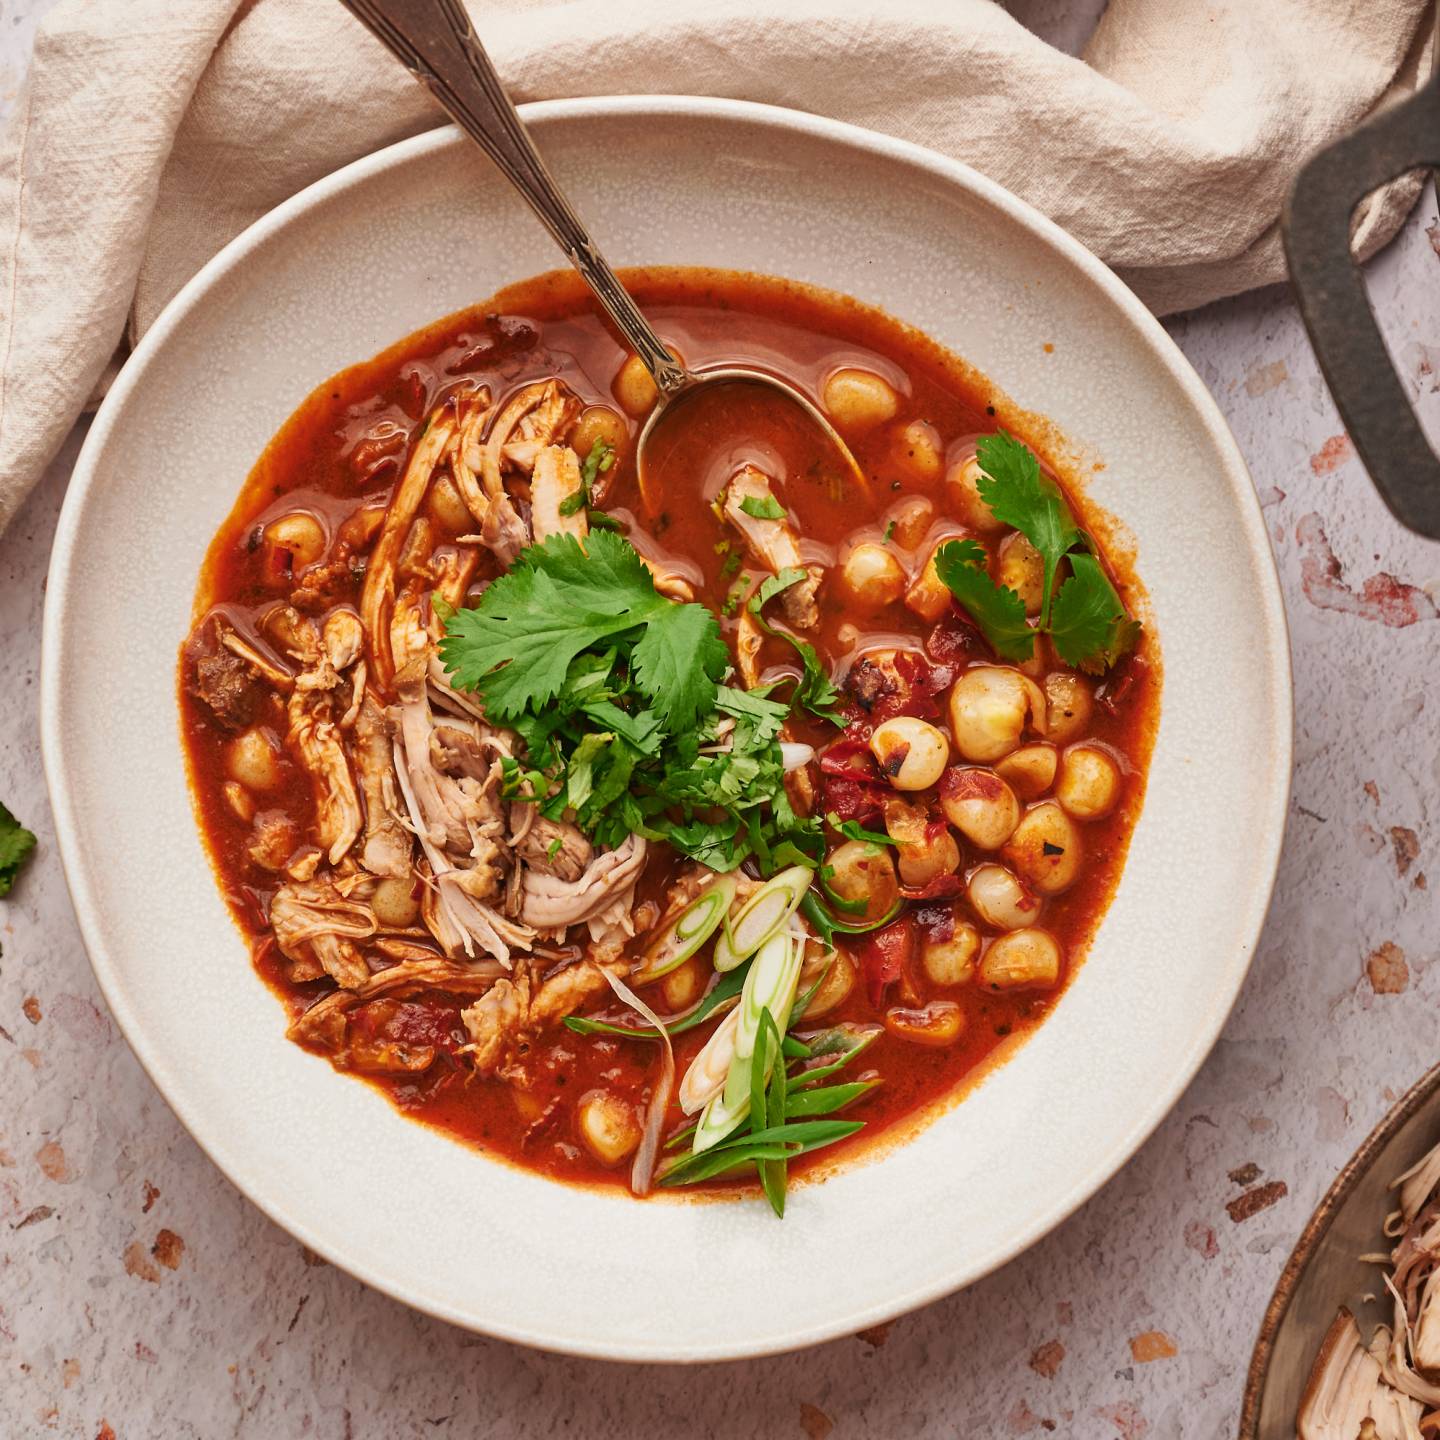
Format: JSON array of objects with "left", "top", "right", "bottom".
[{"left": 859, "top": 915, "right": 916, "bottom": 1008}]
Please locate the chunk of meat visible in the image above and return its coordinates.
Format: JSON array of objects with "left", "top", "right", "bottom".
[
  {"left": 322, "top": 609, "right": 365, "bottom": 671},
  {"left": 640, "top": 555, "right": 696, "bottom": 603},
  {"left": 190, "top": 648, "right": 260, "bottom": 730},
  {"left": 429, "top": 544, "right": 479, "bottom": 612},
  {"left": 492, "top": 379, "right": 580, "bottom": 475},
  {"left": 248, "top": 810, "right": 299, "bottom": 872},
  {"left": 269, "top": 875, "right": 378, "bottom": 990},
  {"left": 520, "top": 834, "right": 647, "bottom": 930},
  {"left": 288, "top": 955, "right": 505, "bottom": 1048},
  {"left": 722, "top": 465, "right": 822, "bottom": 629},
  {"left": 459, "top": 968, "right": 530, "bottom": 1074},
  {"left": 389, "top": 686, "right": 533, "bottom": 964},
  {"left": 459, "top": 958, "right": 618, "bottom": 1075},
  {"left": 516, "top": 815, "right": 593, "bottom": 882},
  {"left": 734, "top": 606, "right": 765, "bottom": 688},
  {"left": 216, "top": 621, "right": 295, "bottom": 691},
  {"left": 392, "top": 677, "right": 508, "bottom": 875},
  {"left": 360, "top": 388, "right": 484, "bottom": 691},
  {"left": 464, "top": 379, "right": 581, "bottom": 566},
  {"left": 353, "top": 696, "right": 411, "bottom": 878},
  {"left": 287, "top": 685, "right": 363, "bottom": 865},
  {"left": 529, "top": 444, "right": 588, "bottom": 542}
]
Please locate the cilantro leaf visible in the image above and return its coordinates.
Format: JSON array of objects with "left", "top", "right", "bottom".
[
  {"left": 933, "top": 539, "right": 1034, "bottom": 662},
  {"left": 580, "top": 438, "right": 615, "bottom": 488},
  {"left": 973, "top": 430, "right": 1080, "bottom": 626},
  {"left": 439, "top": 529, "right": 724, "bottom": 729},
  {"left": 961, "top": 432, "right": 1143, "bottom": 671},
  {"left": 0, "top": 802, "right": 36, "bottom": 897},
  {"left": 747, "top": 570, "right": 843, "bottom": 724},
  {"left": 631, "top": 600, "right": 729, "bottom": 732},
  {"left": 749, "top": 566, "right": 807, "bottom": 613},
  {"left": 440, "top": 528, "right": 819, "bottom": 878},
  {"left": 739, "top": 493, "right": 786, "bottom": 521},
  {"left": 825, "top": 814, "right": 896, "bottom": 847},
  {"left": 1049, "top": 552, "right": 1141, "bottom": 673}
]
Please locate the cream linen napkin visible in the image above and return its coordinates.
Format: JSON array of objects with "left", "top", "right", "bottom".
[{"left": 0, "top": 0, "right": 1433, "bottom": 534}]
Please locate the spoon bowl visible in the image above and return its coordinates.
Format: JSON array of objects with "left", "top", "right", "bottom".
[
  {"left": 339, "top": 0, "right": 868, "bottom": 500},
  {"left": 636, "top": 364, "right": 869, "bottom": 513}
]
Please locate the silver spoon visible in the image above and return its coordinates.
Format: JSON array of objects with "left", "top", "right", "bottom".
[{"left": 337, "top": 0, "right": 867, "bottom": 509}]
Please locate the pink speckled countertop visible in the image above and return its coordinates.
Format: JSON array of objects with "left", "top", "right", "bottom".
[{"left": 4, "top": 5, "right": 1440, "bottom": 1437}]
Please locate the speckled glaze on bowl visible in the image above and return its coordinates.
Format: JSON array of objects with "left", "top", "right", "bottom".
[{"left": 40, "top": 98, "right": 1291, "bottom": 1362}]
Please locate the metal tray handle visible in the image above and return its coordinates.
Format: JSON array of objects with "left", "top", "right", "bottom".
[{"left": 1283, "top": 54, "right": 1440, "bottom": 539}]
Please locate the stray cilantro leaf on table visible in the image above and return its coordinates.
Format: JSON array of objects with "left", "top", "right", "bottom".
[{"left": 0, "top": 802, "right": 36, "bottom": 898}]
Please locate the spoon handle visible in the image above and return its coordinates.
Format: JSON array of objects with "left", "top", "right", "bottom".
[{"left": 338, "top": 0, "right": 688, "bottom": 395}]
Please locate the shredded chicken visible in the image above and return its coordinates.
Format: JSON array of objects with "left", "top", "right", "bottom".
[
  {"left": 722, "top": 464, "right": 823, "bottom": 629},
  {"left": 1303, "top": 1133, "right": 1440, "bottom": 1436},
  {"left": 361, "top": 388, "right": 483, "bottom": 691},
  {"left": 464, "top": 378, "right": 581, "bottom": 566},
  {"left": 460, "top": 957, "right": 620, "bottom": 1076},
  {"left": 352, "top": 695, "right": 412, "bottom": 878},
  {"left": 1299, "top": 1310, "right": 1426, "bottom": 1440},
  {"left": 520, "top": 833, "right": 648, "bottom": 930},
  {"left": 515, "top": 814, "right": 592, "bottom": 882},
  {"left": 529, "top": 444, "right": 588, "bottom": 543},
  {"left": 286, "top": 624, "right": 363, "bottom": 865},
  {"left": 189, "top": 369, "right": 662, "bottom": 1116},
  {"left": 270, "top": 874, "right": 377, "bottom": 990}
]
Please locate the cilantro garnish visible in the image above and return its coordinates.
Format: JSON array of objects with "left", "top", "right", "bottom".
[
  {"left": 558, "top": 438, "right": 616, "bottom": 517},
  {"left": 933, "top": 540, "right": 1034, "bottom": 663},
  {"left": 440, "top": 528, "right": 726, "bottom": 733},
  {"left": 882, "top": 520, "right": 896, "bottom": 543},
  {"left": 935, "top": 431, "right": 1140, "bottom": 673},
  {"left": 825, "top": 814, "right": 896, "bottom": 847},
  {"left": 0, "top": 802, "right": 36, "bottom": 898},
  {"left": 440, "top": 531, "right": 824, "bottom": 872},
  {"left": 746, "top": 571, "right": 843, "bottom": 724},
  {"left": 1050, "top": 552, "right": 1144, "bottom": 671},
  {"left": 739, "top": 493, "right": 787, "bottom": 521}
]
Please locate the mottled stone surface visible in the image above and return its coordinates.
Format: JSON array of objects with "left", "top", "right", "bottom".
[{"left": 4, "top": 4, "right": 1440, "bottom": 1438}]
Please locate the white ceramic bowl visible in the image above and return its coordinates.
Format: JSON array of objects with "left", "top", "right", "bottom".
[{"left": 41, "top": 98, "right": 1290, "bottom": 1361}]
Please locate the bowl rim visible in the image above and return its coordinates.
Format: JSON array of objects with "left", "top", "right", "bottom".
[
  {"left": 1239, "top": 1058, "right": 1440, "bottom": 1436},
  {"left": 39, "top": 94, "right": 1294, "bottom": 1361}
]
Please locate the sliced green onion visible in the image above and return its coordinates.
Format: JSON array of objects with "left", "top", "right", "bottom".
[
  {"left": 721, "top": 931, "right": 803, "bottom": 1114},
  {"left": 788, "top": 1022, "right": 882, "bottom": 1088},
  {"left": 677, "top": 1006, "right": 741, "bottom": 1116},
  {"left": 784, "top": 1080, "right": 876, "bottom": 1117},
  {"left": 712, "top": 924, "right": 745, "bottom": 974},
  {"left": 791, "top": 946, "right": 836, "bottom": 1022},
  {"left": 564, "top": 959, "right": 751, "bottom": 1041},
  {"left": 801, "top": 890, "right": 902, "bottom": 939},
  {"left": 758, "top": 1009, "right": 788, "bottom": 1217},
  {"left": 663, "top": 1118, "right": 866, "bottom": 1186},
  {"left": 631, "top": 873, "right": 738, "bottom": 983},
  {"left": 693, "top": 1088, "right": 750, "bottom": 1153},
  {"left": 720, "top": 865, "right": 812, "bottom": 965}
]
